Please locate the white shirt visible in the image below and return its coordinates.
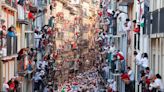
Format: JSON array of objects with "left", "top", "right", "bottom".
[
  {"left": 33, "top": 72, "right": 42, "bottom": 81},
  {"left": 109, "top": 46, "right": 115, "bottom": 53},
  {"left": 41, "top": 61, "right": 48, "bottom": 69},
  {"left": 135, "top": 53, "right": 142, "bottom": 65},
  {"left": 103, "top": 66, "right": 109, "bottom": 74},
  {"left": 2, "top": 83, "right": 9, "bottom": 92},
  {"left": 37, "top": 61, "right": 42, "bottom": 69},
  {"left": 128, "top": 70, "right": 134, "bottom": 81},
  {"left": 149, "top": 78, "right": 164, "bottom": 91},
  {"left": 145, "top": 71, "right": 153, "bottom": 79},
  {"left": 112, "top": 81, "right": 117, "bottom": 91},
  {"left": 140, "top": 58, "right": 149, "bottom": 68}
]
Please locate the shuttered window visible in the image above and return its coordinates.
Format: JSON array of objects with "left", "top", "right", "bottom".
[
  {"left": 152, "top": 10, "right": 158, "bottom": 34},
  {"left": 160, "top": 7, "right": 164, "bottom": 33}
]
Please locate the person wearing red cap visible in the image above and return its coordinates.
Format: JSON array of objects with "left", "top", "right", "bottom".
[
  {"left": 117, "top": 51, "right": 126, "bottom": 73},
  {"left": 121, "top": 71, "right": 132, "bottom": 92}
]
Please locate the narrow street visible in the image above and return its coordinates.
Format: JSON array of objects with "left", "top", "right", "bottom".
[{"left": 1, "top": 0, "right": 164, "bottom": 92}]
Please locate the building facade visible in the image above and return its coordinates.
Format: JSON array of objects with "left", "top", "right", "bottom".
[
  {"left": 146, "top": 0, "right": 164, "bottom": 80},
  {"left": 1, "top": 0, "right": 18, "bottom": 85}
]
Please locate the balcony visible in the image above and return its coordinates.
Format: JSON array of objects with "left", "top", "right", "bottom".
[
  {"left": 118, "top": 0, "right": 134, "bottom": 6},
  {"left": 160, "top": 7, "right": 164, "bottom": 33},
  {"left": 78, "top": 40, "right": 89, "bottom": 48},
  {"left": 5, "top": 0, "right": 17, "bottom": 8},
  {"left": 17, "top": 19, "right": 29, "bottom": 25},
  {"left": 17, "top": 55, "right": 34, "bottom": 78},
  {"left": 1, "top": 0, "right": 17, "bottom": 11},
  {"left": 37, "top": 0, "right": 49, "bottom": 7},
  {"left": 152, "top": 10, "right": 158, "bottom": 34},
  {"left": 6, "top": 36, "right": 17, "bottom": 56},
  {"left": 0, "top": 36, "right": 17, "bottom": 57}
]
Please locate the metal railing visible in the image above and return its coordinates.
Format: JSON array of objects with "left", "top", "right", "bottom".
[{"left": 6, "top": 36, "right": 17, "bottom": 56}]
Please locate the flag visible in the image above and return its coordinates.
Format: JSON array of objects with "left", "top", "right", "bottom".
[{"left": 140, "top": 18, "right": 144, "bottom": 27}]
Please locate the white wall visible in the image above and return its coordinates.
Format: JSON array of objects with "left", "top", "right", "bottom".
[{"left": 150, "top": 0, "right": 164, "bottom": 12}]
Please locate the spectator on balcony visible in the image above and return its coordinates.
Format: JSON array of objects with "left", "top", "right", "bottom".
[
  {"left": 116, "top": 51, "right": 126, "bottom": 73},
  {"left": 134, "top": 50, "right": 142, "bottom": 81},
  {"left": 34, "top": 30, "right": 42, "bottom": 48},
  {"left": 145, "top": 67, "right": 153, "bottom": 79},
  {"left": 127, "top": 66, "right": 134, "bottom": 91},
  {"left": 1, "top": 25, "right": 7, "bottom": 47},
  {"left": 140, "top": 53, "right": 149, "bottom": 69},
  {"left": 111, "top": 55, "right": 117, "bottom": 73},
  {"left": 2, "top": 25, "right": 7, "bottom": 36},
  {"left": 102, "top": 64, "right": 109, "bottom": 81},
  {"left": 124, "top": 19, "right": 132, "bottom": 32},
  {"left": 2, "top": 78, "right": 9, "bottom": 92},
  {"left": 7, "top": 26, "right": 16, "bottom": 37},
  {"left": 14, "top": 76, "right": 20, "bottom": 92},
  {"left": 149, "top": 74, "right": 164, "bottom": 92},
  {"left": 8, "top": 77, "right": 16, "bottom": 92},
  {"left": 121, "top": 71, "right": 132, "bottom": 92}
]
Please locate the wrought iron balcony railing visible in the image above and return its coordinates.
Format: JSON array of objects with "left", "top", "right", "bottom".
[
  {"left": 6, "top": 36, "right": 17, "bottom": 56},
  {"left": 0, "top": 35, "right": 17, "bottom": 56}
]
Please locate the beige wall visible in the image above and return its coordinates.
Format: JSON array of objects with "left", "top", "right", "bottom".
[{"left": 2, "top": 60, "right": 15, "bottom": 81}]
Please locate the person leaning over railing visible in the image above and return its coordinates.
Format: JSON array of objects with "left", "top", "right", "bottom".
[
  {"left": 121, "top": 71, "right": 133, "bottom": 92},
  {"left": 127, "top": 66, "right": 135, "bottom": 91},
  {"left": 7, "top": 26, "right": 16, "bottom": 37},
  {"left": 149, "top": 74, "right": 164, "bottom": 92}
]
